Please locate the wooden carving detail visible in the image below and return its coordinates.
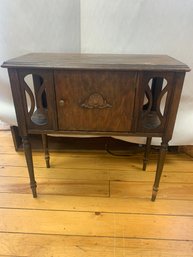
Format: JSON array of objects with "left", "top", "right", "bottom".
[
  {"left": 141, "top": 77, "right": 168, "bottom": 130},
  {"left": 143, "top": 84, "right": 153, "bottom": 115},
  {"left": 81, "top": 93, "right": 112, "bottom": 109},
  {"left": 23, "top": 82, "right": 35, "bottom": 117},
  {"left": 156, "top": 85, "right": 168, "bottom": 121},
  {"left": 24, "top": 74, "right": 48, "bottom": 126}
]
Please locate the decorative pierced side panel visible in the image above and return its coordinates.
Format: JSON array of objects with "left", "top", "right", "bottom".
[
  {"left": 24, "top": 74, "right": 48, "bottom": 126},
  {"left": 137, "top": 72, "right": 174, "bottom": 133},
  {"left": 18, "top": 69, "right": 57, "bottom": 130}
]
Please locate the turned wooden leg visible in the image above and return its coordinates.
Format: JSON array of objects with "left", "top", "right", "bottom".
[
  {"left": 151, "top": 141, "right": 168, "bottom": 201},
  {"left": 143, "top": 137, "right": 152, "bottom": 171},
  {"left": 22, "top": 136, "right": 37, "bottom": 198},
  {"left": 42, "top": 134, "right": 50, "bottom": 168}
]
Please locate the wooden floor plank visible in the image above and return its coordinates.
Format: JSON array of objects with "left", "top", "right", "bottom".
[
  {"left": 0, "top": 193, "right": 193, "bottom": 216},
  {"left": 0, "top": 177, "right": 109, "bottom": 197},
  {"left": 0, "top": 153, "right": 193, "bottom": 173},
  {"left": 111, "top": 181, "right": 193, "bottom": 200},
  {"left": 0, "top": 130, "right": 187, "bottom": 156},
  {"left": 0, "top": 233, "right": 193, "bottom": 257},
  {"left": 0, "top": 255, "right": 22, "bottom": 257},
  {"left": 0, "top": 166, "right": 110, "bottom": 180},
  {"left": 0, "top": 131, "right": 193, "bottom": 256},
  {"left": 1, "top": 165, "right": 193, "bottom": 183},
  {"left": 0, "top": 208, "right": 193, "bottom": 240},
  {"left": 1, "top": 176, "right": 193, "bottom": 200}
]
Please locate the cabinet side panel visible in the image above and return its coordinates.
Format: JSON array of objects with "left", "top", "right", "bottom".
[
  {"left": 163, "top": 72, "right": 185, "bottom": 141},
  {"left": 136, "top": 71, "right": 175, "bottom": 134},
  {"left": 8, "top": 68, "right": 27, "bottom": 136},
  {"left": 17, "top": 69, "right": 57, "bottom": 131}
]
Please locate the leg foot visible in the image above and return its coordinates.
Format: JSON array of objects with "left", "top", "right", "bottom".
[
  {"left": 151, "top": 187, "right": 158, "bottom": 201},
  {"left": 31, "top": 184, "right": 37, "bottom": 198},
  {"left": 151, "top": 140, "right": 168, "bottom": 201},
  {"left": 42, "top": 134, "right": 50, "bottom": 168},
  {"left": 22, "top": 136, "right": 37, "bottom": 197}
]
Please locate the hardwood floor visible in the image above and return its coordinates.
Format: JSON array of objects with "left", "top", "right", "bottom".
[{"left": 0, "top": 130, "right": 193, "bottom": 257}]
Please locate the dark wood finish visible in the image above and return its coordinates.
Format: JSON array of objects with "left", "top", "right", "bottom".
[
  {"left": 2, "top": 53, "right": 190, "bottom": 71},
  {"left": 22, "top": 136, "right": 37, "bottom": 198},
  {"left": 143, "top": 137, "right": 152, "bottom": 171},
  {"left": 2, "top": 53, "right": 190, "bottom": 200},
  {"left": 10, "top": 126, "right": 22, "bottom": 151},
  {"left": 8, "top": 69, "right": 28, "bottom": 136},
  {"left": 18, "top": 69, "right": 58, "bottom": 131},
  {"left": 42, "top": 134, "right": 50, "bottom": 168},
  {"left": 164, "top": 72, "right": 186, "bottom": 141},
  {"left": 151, "top": 141, "right": 168, "bottom": 201},
  {"left": 10, "top": 126, "right": 146, "bottom": 152},
  {"left": 136, "top": 71, "right": 175, "bottom": 133},
  {"left": 55, "top": 70, "right": 136, "bottom": 131}
]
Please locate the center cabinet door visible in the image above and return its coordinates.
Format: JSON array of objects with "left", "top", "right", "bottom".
[{"left": 54, "top": 70, "right": 136, "bottom": 132}]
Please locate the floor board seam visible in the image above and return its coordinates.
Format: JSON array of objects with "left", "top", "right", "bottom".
[
  {"left": 0, "top": 206, "right": 192, "bottom": 217},
  {"left": 0, "top": 231, "right": 193, "bottom": 242}
]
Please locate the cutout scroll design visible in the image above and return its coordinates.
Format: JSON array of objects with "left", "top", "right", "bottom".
[
  {"left": 142, "top": 77, "right": 168, "bottom": 129},
  {"left": 24, "top": 74, "right": 48, "bottom": 126},
  {"left": 81, "top": 93, "right": 112, "bottom": 109}
]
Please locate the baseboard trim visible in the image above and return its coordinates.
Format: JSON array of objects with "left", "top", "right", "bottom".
[{"left": 179, "top": 145, "right": 193, "bottom": 158}]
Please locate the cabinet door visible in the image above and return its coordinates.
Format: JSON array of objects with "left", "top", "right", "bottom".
[{"left": 55, "top": 70, "right": 136, "bottom": 132}]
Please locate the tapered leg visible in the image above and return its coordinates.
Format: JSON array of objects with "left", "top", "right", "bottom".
[
  {"left": 22, "top": 136, "right": 37, "bottom": 198},
  {"left": 143, "top": 137, "right": 152, "bottom": 171},
  {"left": 151, "top": 141, "right": 168, "bottom": 201},
  {"left": 42, "top": 134, "right": 50, "bottom": 168}
]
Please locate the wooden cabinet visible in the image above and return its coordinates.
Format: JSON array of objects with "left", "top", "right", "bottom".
[{"left": 2, "top": 53, "right": 190, "bottom": 200}]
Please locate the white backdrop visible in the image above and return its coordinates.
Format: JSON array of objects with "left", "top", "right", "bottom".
[
  {"left": 0, "top": 0, "right": 80, "bottom": 123},
  {"left": 81, "top": 0, "right": 193, "bottom": 145},
  {"left": 0, "top": 0, "right": 193, "bottom": 145}
]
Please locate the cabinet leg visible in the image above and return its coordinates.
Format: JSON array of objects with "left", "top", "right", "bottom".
[
  {"left": 42, "top": 134, "right": 50, "bottom": 168},
  {"left": 22, "top": 136, "right": 37, "bottom": 198},
  {"left": 151, "top": 141, "right": 168, "bottom": 201},
  {"left": 143, "top": 137, "right": 152, "bottom": 171}
]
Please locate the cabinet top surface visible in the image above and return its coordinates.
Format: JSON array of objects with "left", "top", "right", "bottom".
[{"left": 2, "top": 53, "right": 190, "bottom": 71}]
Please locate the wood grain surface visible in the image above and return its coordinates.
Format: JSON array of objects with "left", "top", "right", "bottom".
[
  {"left": 2, "top": 53, "right": 190, "bottom": 71},
  {"left": 0, "top": 131, "right": 193, "bottom": 256}
]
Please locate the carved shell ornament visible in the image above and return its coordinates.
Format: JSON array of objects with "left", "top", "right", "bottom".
[{"left": 81, "top": 93, "right": 112, "bottom": 109}]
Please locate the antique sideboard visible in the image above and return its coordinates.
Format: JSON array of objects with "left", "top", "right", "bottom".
[{"left": 2, "top": 53, "right": 190, "bottom": 200}]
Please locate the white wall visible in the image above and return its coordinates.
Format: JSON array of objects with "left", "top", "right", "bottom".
[
  {"left": 0, "top": 0, "right": 80, "bottom": 123},
  {"left": 1, "top": 0, "right": 193, "bottom": 145},
  {"left": 81, "top": 0, "right": 193, "bottom": 145}
]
